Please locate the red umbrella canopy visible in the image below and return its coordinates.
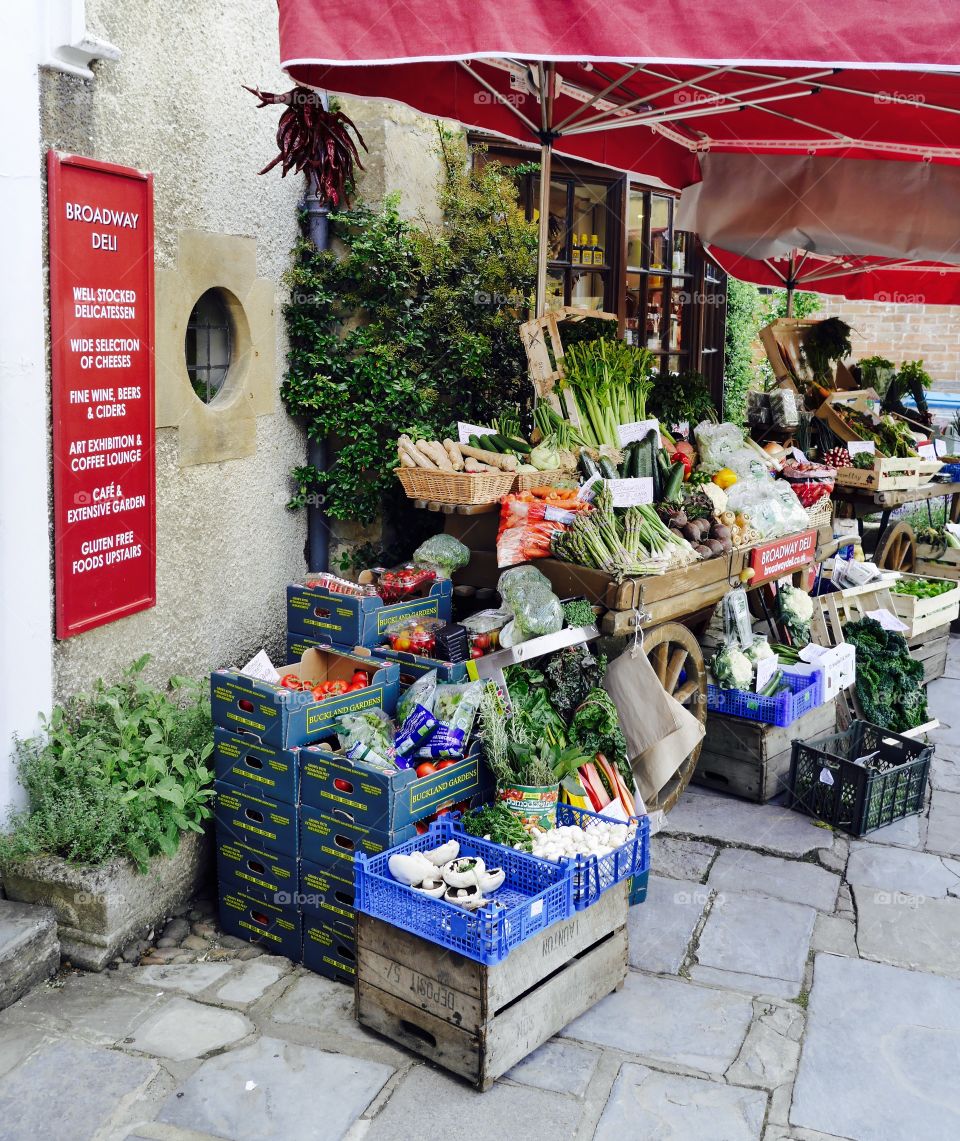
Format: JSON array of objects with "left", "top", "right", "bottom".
[
  {"left": 705, "top": 246, "right": 960, "bottom": 305},
  {"left": 280, "top": 0, "right": 960, "bottom": 189}
]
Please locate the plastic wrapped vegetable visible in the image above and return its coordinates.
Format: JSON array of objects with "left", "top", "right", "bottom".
[
  {"left": 498, "top": 565, "right": 552, "bottom": 605},
  {"left": 742, "top": 635, "right": 775, "bottom": 666},
  {"left": 412, "top": 534, "right": 470, "bottom": 580},
  {"left": 778, "top": 585, "right": 814, "bottom": 647},
  {"left": 336, "top": 710, "right": 398, "bottom": 772},
  {"left": 396, "top": 669, "right": 438, "bottom": 727},
  {"left": 725, "top": 476, "right": 809, "bottom": 539},
  {"left": 711, "top": 642, "right": 753, "bottom": 690},
  {"left": 419, "top": 681, "right": 484, "bottom": 758}
]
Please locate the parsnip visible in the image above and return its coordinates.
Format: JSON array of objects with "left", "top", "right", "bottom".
[
  {"left": 459, "top": 444, "right": 518, "bottom": 472},
  {"left": 398, "top": 451, "right": 417, "bottom": 468},
  {"left": 399, "top": 437, "right": 435, "bottom": 468},
  {"left": 443, "top": 439, "right": 465, "bottom": 471},
  {"left": 463, "top": 457, "right": 495, "bottom": 473},
  {"left": 415, "top": 439, "right": 453, "bottom": 470}
]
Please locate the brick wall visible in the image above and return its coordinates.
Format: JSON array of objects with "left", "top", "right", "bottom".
[{"left": 810, "top": 296, "right": 960, "bottom": 392}]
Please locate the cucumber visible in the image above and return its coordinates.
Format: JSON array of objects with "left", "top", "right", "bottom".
[
  {"left": 500, "top": 434, "right": 532, "bottom": 454},
  {"left": 472, "top": 434, "right": 502, "bottom": 453},
  {"left": 634, "top": 433, "right": 655, "bottom": 479},
  {"left": 618, "top": 443, "right": 635, "bottom": 478},
  {"left": 663, "top": 460, "right": 685, "bottom": 504},
  {"left": 599, "top": 457, "right": 619, "bottom": 480},
  {"left": 578, "top": 450, "right": 600, "bottom": 479},
  {"left": 629, "top": 441, "right": 644, "bottom": 479}
]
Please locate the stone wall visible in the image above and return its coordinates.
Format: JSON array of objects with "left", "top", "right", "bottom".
[
  {"left": 810, "top": 296, "right": 960, "bottom": 391},
  {"left": 39, "top": 0, "right": 449, "bottom": 695}
]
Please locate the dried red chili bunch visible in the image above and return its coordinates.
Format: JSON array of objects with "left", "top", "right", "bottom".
[{"left": 244, "top": 85, "right": 366, "bottom": 206}]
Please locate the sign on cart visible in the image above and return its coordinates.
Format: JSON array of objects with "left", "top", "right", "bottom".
[
  {"left": 47, "top": 152, "right": 156, "bottom": 638},
  {"left": 749, "top": 529, "right": 818, "bottom": 585}
]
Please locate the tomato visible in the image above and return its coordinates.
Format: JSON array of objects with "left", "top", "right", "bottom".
[
  {"left": 326, "top": 680, "right": 348, "bottom": 696},
  {"left": 415, "top": 762, "right": 437, "bottom": 778},
  {"left": 393, "top": 635, "right": 412, "bottom": 651},
  {"left": 312, "top": 683, "right": 331, "bottom": 700},
  {"left": 346, "top": 681, "right": 366, "bottom": 692},
  {"left": 470, "top": 645, "right": 485, "bottom": 659},
  {"left": 280, "top": 674, "right": 302, "bottom": 690},
  {"left": 472, "top": 632, "right": 491, "bottom": 651},
  {"left": 350, "top": 670, "right": 369, "bottom": 687},
  {"left": 435, "top": 759, "right": 457, "bottom": 769}
]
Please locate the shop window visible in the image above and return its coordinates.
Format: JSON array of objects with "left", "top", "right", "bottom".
[
  {"left": 185, "top": 288, "right": 233, "bottom": 404},
  {"left": 530, "top": 175, "right": 615, "bottom": 311}
]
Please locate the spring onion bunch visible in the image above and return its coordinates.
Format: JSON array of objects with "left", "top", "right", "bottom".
[{"left": 559, "top": 340, "right": 655, "bottom": 448}]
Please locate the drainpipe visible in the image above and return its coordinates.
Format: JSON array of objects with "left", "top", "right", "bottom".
[{"left": 303, "top": 93, "right": 330, "bottom": 572}]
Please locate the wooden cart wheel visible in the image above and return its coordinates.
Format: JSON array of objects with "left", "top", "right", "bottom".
[
  {"left": 642, "top": 622, "right": 708, "bottom": 814},
  {"left": 876, "top": 521, "right": 917, "bottom": 573}
]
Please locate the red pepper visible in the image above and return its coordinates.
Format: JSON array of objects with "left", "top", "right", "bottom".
[
  {"left": 670, "top": 450, "right": 694, "bottom": 481},
  {"left": 350, "top": 670, "right": 369, "bottom": 688},
  {"left": 280, "top": 674, "right": 302, "bottom": 690}
]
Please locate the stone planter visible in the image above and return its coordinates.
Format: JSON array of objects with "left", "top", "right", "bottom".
[{"left": 0, "top": 830, "right": 211, "bottom": 971}]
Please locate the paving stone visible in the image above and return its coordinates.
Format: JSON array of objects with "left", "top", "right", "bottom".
[
  {"left": 662, "top": 787, "right": 833, "bottom": 856},
  {"left": 810, "top": 914, "right": 858, "bottom": 958},
  {"left": 707, "top": 850, "right": 840, "bottom": 911},
  {"left": 159, "top": 1035, "right": 392, "bottom": 1140},
  {"left": 847, "top": 844, "right": 960, "bottom": 897},
  {"left": 504, "top": 1038, "right": 599, "bottom": 1096},
  {"left": 691, "top": 893, "right": 815, "bottom": 999},
  {"left": 627, "top": 874, "right": 708, "bottom": 974},
  {"left": 2, "top": 975, "right": 162, "bottom": 1045},
  {"left": 857, "top": 810, "right": 925, "bottom": 850},
  {"left": 925, "top": 791, "right": 960, "bottom": 857},
  {"left": 0, "top": 1024, "right": 48, "bottom": 1079},
  {"left": 365, "top": 1063, "right": 580, "bottom": 1141},
  {"left": 562, "top": 972, "right": 753, "bottom": 1075},
  {"left": 649, "top": 835, "right": 717, "bottom": 882},
  {"left": 853, "top": 885, "right": 960, "bottom": 976},
  {"left": 125, "top": 996, "right": 251, "bottom": 1061},
  {"left": 133, "top": 962, "right": 234, "bottom": 995},
  {"left": 931, "top": 756, "right": 960, "bottom": 794},
  {"left": 792, "top": 954, "right": 960, "bottom": 1139},
  {"left": 0, "top": 1039, "right": 156, "bottom": 1139},
  {"left": 595, "top": 1063, "right": 766, "bottom": 1140},
  {"left": 726, "top": 1003, "right": 803, "bottom": 1090},
  {"left": 216, "top": 959, "right": 287, "bottom": 1005},
  {"left": 236, "top": 947, "right": 262, "bottom": 961},
  {"left": 817, "top": 841, "right": 848, "bottom": 875}
]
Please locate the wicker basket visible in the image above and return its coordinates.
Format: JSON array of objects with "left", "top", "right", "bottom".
[
  {"left": 806, "top": 495, "right": 834, "bottom": 530},
  {"left": 396, "top": 467, "right": 515, "bottom": 505},
  {"left": 512, "top": 468, "right": 577, "bottom": 493}
]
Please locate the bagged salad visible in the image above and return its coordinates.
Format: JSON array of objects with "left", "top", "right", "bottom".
[
  {"left": 418, "top": 680, "right": 484, "bottom": 759},
  {"left": 336, "top": 710, "right": 398, "bottom": 772},
  {"left": 496, "top": 566, "right": 564, "bottom": 647},
  {"left": 394, "top": 670, "right": 440, "bottom": 763}
]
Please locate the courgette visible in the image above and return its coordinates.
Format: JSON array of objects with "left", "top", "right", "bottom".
[
  {"left": 599, "top": 456, "right": 619, "bottom": 480},
  {"left": 472, "top": 434, "right": 503, "bottom": 453},
  {"left": 618, "top": 443, "right": 635, "bottom": 478},
  {"left": 500, "top": 434, "right": 532, "bottom": 454},
  {"left": 578, "top": 450, "right": 600, "bottom": 479},
  {"left": 663, "top": 460, "right": 686, "bottom": 504}
]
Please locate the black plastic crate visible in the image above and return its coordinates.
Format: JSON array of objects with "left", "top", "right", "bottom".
[{"left": 787, "top": 721, "right": 932, "bottom": 837}]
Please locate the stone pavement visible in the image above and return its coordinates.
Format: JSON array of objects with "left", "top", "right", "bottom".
[{"left": 3, "top": 647, "right": 960, "bottom": 1140}]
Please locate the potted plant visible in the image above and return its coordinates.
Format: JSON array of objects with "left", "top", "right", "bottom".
[{"left": 0, "top": 656, "right": 214, "bottom": 970}]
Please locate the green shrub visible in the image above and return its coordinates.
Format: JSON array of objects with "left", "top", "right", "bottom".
[{"left": 1, "top": 657, "right": 214, "bottom": 872}]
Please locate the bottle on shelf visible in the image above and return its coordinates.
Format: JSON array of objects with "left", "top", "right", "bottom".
[
  {"left": 571, "top": 232, "right": 581, "bottom": 265},
  {"left": 590, "top": 234, "right": 604, "bottom": 265}
]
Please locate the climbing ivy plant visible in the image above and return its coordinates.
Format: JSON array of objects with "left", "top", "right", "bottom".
[{"left": 281, "top": 133, "right": 538, "bottom": 525}]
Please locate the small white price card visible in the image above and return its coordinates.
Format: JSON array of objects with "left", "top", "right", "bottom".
[
  {"left": 607, "top": 477, "right": 654, "bottom": 507},
  {"left": 918, "top": 442, "right": 937, "bottom": 459},
  {"left": 847, "top": 440, "right": 875, "bottom": 458},
  {"left": 792, "top": 447, "right": 809, "bottom": 463},
  {"left": 617, "top": 419, "right": 661, "bottom": 448},
  {"left": 755, "top": 654, "right": 780, "bottom": 694},
  {"left": 457, "top": 422, "right": 498, "bottom": 445},
  {"left": 241, "top": 649, "right": 280, "bottom": 685},
  {"left": 577, "top": 474, "right": 601, "bottom": 501}
]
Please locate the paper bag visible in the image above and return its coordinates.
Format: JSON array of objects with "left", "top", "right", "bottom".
[{"left": 603, "top": 647, "right": 706, "bottom": 804}]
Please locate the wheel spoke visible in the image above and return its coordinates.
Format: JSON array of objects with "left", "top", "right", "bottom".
[
  {"left": 665, "top": 647, "right": 688, "bottom": 694},
  {"left": 674, "top": 678, "right": 700, "bottom": 705},
  {"left": 653, "top": 643, "right": 668, "bottom": 686}
]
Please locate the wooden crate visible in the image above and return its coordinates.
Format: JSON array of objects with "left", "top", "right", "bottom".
[
  {"left": 916, "top": 545, "right": 960, "bottom": 582},
  {"left": 759, "top": 318, "right": 858, "bottom": 389},
  {"left": 907, "top": 624, "right": 950, "bottom": 685},
  {"left": 915, "top": 458, "right": 944, "bottom": 485},
  {"left": 889, "top": 573, "right": 960, "bottom": 638},
  {"left": 355, "top": 882, "right": 628, "bottom": 1090},
  {"left": 834, "top": 459, "right": 919, "bottom": 492},
  {"left": 519, "top": 307, "right": 618, "bottom": 397},
  {"left": 814, "top": 388, "right": 882, "bottom": 446},
  {"left": 692, "top": 698, "right": 838, "bottom": 803}
]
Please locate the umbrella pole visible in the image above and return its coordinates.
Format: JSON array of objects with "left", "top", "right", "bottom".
[
  {"left": 535, "top": 141, "right": 552, "bottom": 317},
  {"left": 785, "top": 284, "right": 794, "bottom": 316}
]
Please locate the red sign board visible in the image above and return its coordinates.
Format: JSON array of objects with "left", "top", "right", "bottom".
[
  {"left": 47, "top": 152, "right": 156, "bottom": 638},
  {"left": 749, "top": 528, "right": 818, "bottom": 585}
]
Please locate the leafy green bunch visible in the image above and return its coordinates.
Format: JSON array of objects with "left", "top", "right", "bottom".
[
  {"left": 843, "top": 618, "right": 927, "bottom": 732},
  {"left": 2, "top": 657, "right": 214, "bottom": 872}
]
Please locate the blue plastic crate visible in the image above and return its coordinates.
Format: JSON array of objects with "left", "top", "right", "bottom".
[
  {"left": 940, "top": 462, "right": 960, "bottom": 481},
  {"left": 552, "top": 804, "right": 650, "bottom": 910},
  {"left": 707, "top": 669, "right": 819, "bottom": 728},
  {"left": 353, "top": 819, "right": 573, "bottom": 965}
]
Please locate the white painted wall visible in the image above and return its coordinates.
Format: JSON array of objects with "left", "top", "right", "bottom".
[{"left": 0, "top": 5, "right": 54, "bottom": 808}]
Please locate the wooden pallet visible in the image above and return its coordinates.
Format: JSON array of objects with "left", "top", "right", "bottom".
[
  {"left": 355, "top": 883, "right": 628, "bottom": 1090},
  {"left": 693, "top": 699, "right": 838, "bottom": 803}
]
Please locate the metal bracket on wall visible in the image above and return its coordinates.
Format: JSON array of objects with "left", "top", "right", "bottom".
[{"left": 41, "top": 0, "right": 120, "bottom": 80}]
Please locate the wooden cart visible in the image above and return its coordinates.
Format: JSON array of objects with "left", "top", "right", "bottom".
[
  {"left": 444, "top": 504, "right": 827, "bottom": 814},
  {"left": 830, "top": 478, "right": 960, "bottom": 574}
]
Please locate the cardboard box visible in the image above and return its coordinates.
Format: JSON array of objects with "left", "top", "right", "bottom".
[
  {"left": 300, "top": 856, "right": 356, "bottom": 922},
  {"left": 210, "top": 646, "right": 400, "bottom": 749},
  {"left": 214, "top": 780, "right": 299, "bottom": 859},
  {"left": 286, "top": 579, "right": 452, "bottom": 647},
  {"left": 286, "top": 631, "right": 327, "bottom": 664},
  {"left": 299, "top": 803, "right": 417, "bottom": 867},
  {"left": 216, "top": 832, "right": 298, "bottom": 906},
  {"left": 302, "top": 913, "right": 356, "bottom": 983},
  {"left": 299, "top": 742, "right": 490, "bottom": 832},
  {"left": 218, "top": 884, "right": 302, "bottom": 960},
  {"left": 371, "top": 646, "right": 469, "bottom": 686},
  {"left": 213, "top": 727, "right": 299, "bottom": 805}
]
